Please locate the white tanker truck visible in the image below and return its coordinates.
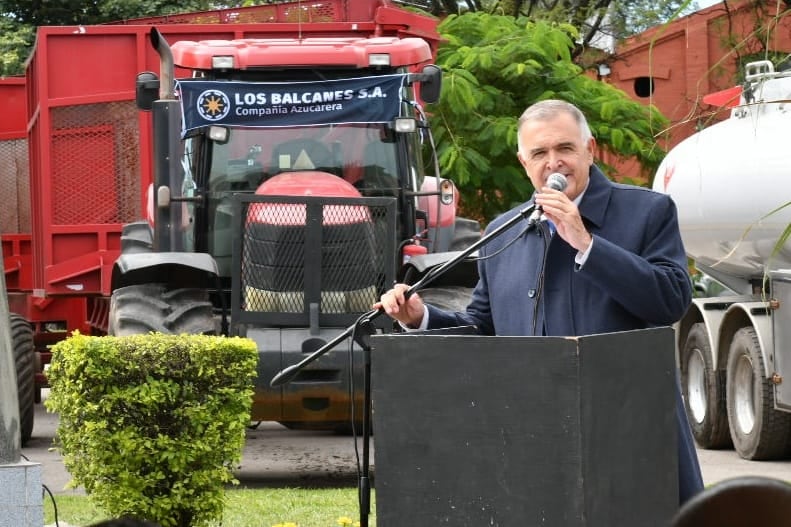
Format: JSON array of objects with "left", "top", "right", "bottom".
[{"left": 653, "top": 60, "right": 791, "bottom": 460}]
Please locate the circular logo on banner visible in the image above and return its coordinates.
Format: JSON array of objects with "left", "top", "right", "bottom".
[{"left": 196, "top": 89, "right": 231, "bottom": 121}]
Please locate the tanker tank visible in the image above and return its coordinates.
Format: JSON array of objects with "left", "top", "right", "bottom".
[{"left": 653, "top": 60, "right": 791, "bottom": 293}]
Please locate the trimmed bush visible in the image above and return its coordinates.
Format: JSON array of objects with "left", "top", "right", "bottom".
[{"left": 45, "top": 332, "right": 258, "bottom": 527}]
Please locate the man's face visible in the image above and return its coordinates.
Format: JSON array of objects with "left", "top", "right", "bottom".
[{"left": 516, "top": 112, "right": 595, "bottom": 202}]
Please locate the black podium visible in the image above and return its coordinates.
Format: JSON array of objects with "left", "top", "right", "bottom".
[{"left": 370, "top": 327, "right": 678, "bottom": 527}]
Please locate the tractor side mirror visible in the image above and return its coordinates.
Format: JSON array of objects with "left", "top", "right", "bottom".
[
  {"left": 418, "top": 64, "right": 442, "bottom": 104},
  {"left": 135, "top": 71, "right": 160, "bottom": 111}
]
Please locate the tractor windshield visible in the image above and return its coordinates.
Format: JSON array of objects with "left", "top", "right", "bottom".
[{"left": 207, "top": 123, "right": 403, "bottom": 196}]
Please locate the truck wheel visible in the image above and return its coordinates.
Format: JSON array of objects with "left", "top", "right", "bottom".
[
  {"left": 10, "top": 313, "right": 35, "bottom": 445},
  {"left": 680, "top": 323, "right": 731, "bottom": 448},
  {"left": 419, "top": 286, "right": 473, "bottom": 312},
  {"left": 109, "top": 284, "right": 216, "bottom": 336},
  {"left": 726, "top": 327, "right": 791, "bottom": 460}
]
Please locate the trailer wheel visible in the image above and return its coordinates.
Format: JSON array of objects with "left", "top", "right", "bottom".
[
  {"left": 109, "top": 284, "right": 216, "bottom": 336},
  {"left": 726, "top": 327, "right": 791, "bottom": 460},
  {"left": 419, "top": 286, "right": 474, "bottom": 312},
  {"left": 10, "top": 313, "right": 35, "bottom": 445},
  {"left": 680, "top": 323, "right": 732, "bottom": 448}
]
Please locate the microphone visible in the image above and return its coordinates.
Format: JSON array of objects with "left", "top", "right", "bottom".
[{"left": 527, "top": 172, "right": 568, "bottom": 226}]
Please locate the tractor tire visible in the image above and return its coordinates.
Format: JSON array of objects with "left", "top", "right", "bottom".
[
  {"left": 10, "top": 313, "right": 35, "bottom": 445},
  {"left": 109, "top": 284, "right": 216, "bottom": 336},
  {"left": 119, "top": 221, "right": 154, "bottom": 253},
  {"left": 419, "top": 286, "right": 473, "bottom": 312},
  {"left": 726, "top": 327, "right": 791, "bottom": 460},
  {"left": 680, "top": 323, "right": 732, "bottom": 448}
]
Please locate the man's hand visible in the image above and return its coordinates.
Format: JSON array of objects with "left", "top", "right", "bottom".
[
  {"left": 374, "top": 283, "right": 425, "bottom": 328},
  {"left": 535, "top": 186, "right": 592, "bottom": 253}
]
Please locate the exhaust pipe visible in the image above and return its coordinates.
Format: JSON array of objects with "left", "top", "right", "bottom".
[
  {"left": 147, "top": 27, "right": 180, "bottom": 251},
  {"left": 149, "top": 28, "right": 175, "bottom": 101}
]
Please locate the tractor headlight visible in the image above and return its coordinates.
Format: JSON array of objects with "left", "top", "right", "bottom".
[{"left": 211, "top": 56, "right": 235, "bottom": 69}]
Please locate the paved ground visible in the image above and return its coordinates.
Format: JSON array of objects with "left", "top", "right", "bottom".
[
  {"left": 697, "top": 447, "right": 791, "bottom": 485},
  {"left": 22, "top": 395, "right": 365, "bottom": 495}
]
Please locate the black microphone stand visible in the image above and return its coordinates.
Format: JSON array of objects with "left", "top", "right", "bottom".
[{"left": 269, "top": 200, "right": 540, "bottom": 527}]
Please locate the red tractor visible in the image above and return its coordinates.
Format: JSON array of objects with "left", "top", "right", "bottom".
[{"left": 111, "top": 1, "right": 480, "bottom": 429}]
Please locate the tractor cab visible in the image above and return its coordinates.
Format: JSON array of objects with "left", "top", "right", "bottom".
[{"left": 181, "top": 120, "right": 427, "bottom": 280}]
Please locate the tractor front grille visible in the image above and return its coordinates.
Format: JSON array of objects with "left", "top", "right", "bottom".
[{"left": 231, "top": 194, "right": 396, "bottom": 328}]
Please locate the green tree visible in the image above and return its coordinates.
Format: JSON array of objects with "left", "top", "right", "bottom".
[
  {"left": 430, "top": 12, "right": 668, "bottom": 222},
  {"left": 0, "top": 16, "right": 33, "bottom": 76},
  {"left": 608, "top": 0, "right": 699, "bottom": 38}
]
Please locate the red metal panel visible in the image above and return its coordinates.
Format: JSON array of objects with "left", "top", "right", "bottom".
[
  {"left": 28, "top": 36, "right": 50, "bottom": 296},
  {"left": 0, "top": 78, "right": 31, "bottom": 238},
  {"left": 0, "top": 138, "right": 30, "bottom": 235},
  {"left": 45, "top": 225, "right": 121, "bottom": 295},
  {"left": 6, "top": 292, "right": 91, "bottom": 340},
  {"left": 0, "top": 77, "right": 27, "bottom": 140},
  {"left": 2, "top": 234, "right": 32, "bottom": 291},
  {"left": 44, "top": 32, "right": 139, "bottom": 101},
  {"left": 52, "top": 124, "right": 117, "bottom": 224}
]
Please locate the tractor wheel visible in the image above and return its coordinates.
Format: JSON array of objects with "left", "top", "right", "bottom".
[
  {"left": 680, "top": 323, "right": 731, "bottom": 448},
  {"left": 119, "top": 221, "right": 154, "bottom": 253},
  {"left": 109, "top": 284, "right": 216, "bottom": 336},
  {"left": 726, "top": 327, "right": 791, "bottom": 460},
  {"left": 419, "top": 286, "right": 473, "bottom": 312},
  {"left": 10, "top": 313, "right": 35, "bottom": 445}
]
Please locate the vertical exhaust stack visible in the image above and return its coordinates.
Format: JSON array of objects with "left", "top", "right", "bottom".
[
  {"left": 150, "top": 27, "right": 175, "bottom": 101},
  {"left": 148, "top": 27, "right": 181, "bottom": 251}
]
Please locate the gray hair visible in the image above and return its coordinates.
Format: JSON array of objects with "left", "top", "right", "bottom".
[{"left": 517, "top": 100, "right": 593, "bottom": 153}]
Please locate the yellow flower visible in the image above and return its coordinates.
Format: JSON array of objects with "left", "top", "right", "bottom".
[{"left": 337, "top": 517, "right": 354, "bottom": 526}]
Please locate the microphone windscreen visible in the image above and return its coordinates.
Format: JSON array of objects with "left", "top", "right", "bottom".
[{"left": 547, "top": 173, "right": 568, "bottom": 191}]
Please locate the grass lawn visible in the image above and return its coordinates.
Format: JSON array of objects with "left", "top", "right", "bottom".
[{"left": 45, "top": 487, "right": 376, "bottom": 527}]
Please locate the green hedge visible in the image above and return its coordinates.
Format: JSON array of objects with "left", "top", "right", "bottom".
[{"left": 45, "top": 333, "right": 258, "bottom": 527}]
